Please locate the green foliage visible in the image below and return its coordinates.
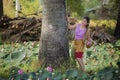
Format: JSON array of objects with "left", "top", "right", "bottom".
[
  {"left": 3, "top": 0, "right": 42, "bottom": 18},
  {"left": 7, "top": 63, "right": 120, "bottom": 80},
  {"left": 0, "top": 42, "right": 39, "bottom": 78},
  {"left": 0, "top": 41, "right": 120, "bottom": 79},
  {"left": 85, "top": 43, "right": 119, "bottom": 72},
  {"left": 65, "top": 69, "right": 78, "bottom": 78},
  {"left": 115, "top": 40, "right": 120, "bottom": 47},
  {"left": 3, "top": 0, "right": 15, "bottom": 18},
  {"left": 19, "top": 0, "right": 41, "bottom": 16},
  {"left": 102, "top": 0, "right": 120, "bottom": 19},
  {"left": 9, "top": 69, "right": 77, "bottom": 80},
  {"left": 67, "top": 0, "right": 84, "bottom": 17},
  {"left": 114, "top": 40, "right": 120, "bottom": 55},
  {"left": 109, "top": 0, "right": 120, "bottom": 9},
  {"left": 66, "top": 0, "right": 100, "bottom": 18},
  {"left": 3, "top": 0, "right": 101, "bottom": 18},
  {"left": 83, "top": 0, "right": 100, "bottom": 9}
]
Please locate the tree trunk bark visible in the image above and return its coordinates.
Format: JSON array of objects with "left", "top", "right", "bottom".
[
  {"left": 0, "top": 0, "right": 3, "bottom": 18},
  {"left": 114, "top": 6, "right": 120, "bottom": 39},
  {"left": 39, "top": 0, "right": 69, "bottom": 67}
]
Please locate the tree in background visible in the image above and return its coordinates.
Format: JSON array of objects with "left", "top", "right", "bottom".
[
  {"left": 39, "top": 0, "right": 69, "bottom": 67},
  {"left": 2, "top": 0, "right": 102, "bottom": 18},
  {"left": 15, "top": 0, "right": 21, "bottom": 17},
  {"left": 67, "top": 0, "right": 84, "bottom": 17},
  {"left": 114, "top": 0, "right": 120, "bottom": 39},
  {"left": 0, "top": 0, "right": 3, "bottom": 18}
]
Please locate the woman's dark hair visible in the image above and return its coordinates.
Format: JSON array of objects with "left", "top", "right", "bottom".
[{"left": 83, "top": 16, "right": 90, "bottom": 28}]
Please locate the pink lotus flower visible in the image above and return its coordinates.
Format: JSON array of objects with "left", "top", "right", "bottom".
[
  {"left": 47, "top": 78, "right": 50, "bottom": 80},
  {"left": 46, "top": 66, "right": 53, "bottom": 73},
  {"left": 87, "top": 41, "right": 92, "bottom": 45},
  {"left": 18, "top": 69, "right": 24, "bottom": 74}
]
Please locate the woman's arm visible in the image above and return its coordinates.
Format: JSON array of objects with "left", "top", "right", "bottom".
[
  {"left": 67, "top": 17, "right": 77, "bottom": 29},
  {"left": 85, "top": 29, "right": 91, "bottom": 40},
  {"left": 86, "top": 29, "right": 96, "bottom": 45}
]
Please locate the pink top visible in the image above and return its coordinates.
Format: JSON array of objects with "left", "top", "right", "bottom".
[{"left": 75, "top": 24, "right": 86, "bottom": 40}]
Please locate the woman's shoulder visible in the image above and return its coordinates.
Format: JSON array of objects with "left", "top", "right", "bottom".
[
  {"left": 75, "top": 23, "right": 81, "bottom": 28},
  {"left": 77, "top": 23, "right": 81, "bottom": 26}
]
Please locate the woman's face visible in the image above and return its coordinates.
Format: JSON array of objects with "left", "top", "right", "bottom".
[{"left": 81, "top": 19, "right": 88, "bottom": 27}]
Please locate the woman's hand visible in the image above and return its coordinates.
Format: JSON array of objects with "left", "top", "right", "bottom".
[
  {"left": 89, "top": 38, "right": 97, "bottom": 46},
  {"left": 92, "top": 40, "right": 97, "bottom": 46},
  {"left": 67, "top": 17, "right": 77, "bottom": 29}
]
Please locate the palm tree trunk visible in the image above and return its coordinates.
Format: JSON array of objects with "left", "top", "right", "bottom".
[
  {"left": 39, "top": 0, "right": 69, "bottom": 67},
  {"left": 0, "top": 0, "right": 3, "bottom": 18},
  {"left": 114, "top": 6, "right": 120, "bottom": 39}
]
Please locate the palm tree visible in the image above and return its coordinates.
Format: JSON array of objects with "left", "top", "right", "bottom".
[
  {"left": 39, "top": 0, "right": 69, "bottom": 67},
  {"left": 114, "top": 6, "right": 120, "bottom": 39},
  {"left": 0, "top": 0, "right": 3, "bottom": 18}
]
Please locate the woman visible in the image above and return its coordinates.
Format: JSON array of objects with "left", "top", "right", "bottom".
[{"left": 68, "top": 16, "right": 94, "bottom": 71}]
